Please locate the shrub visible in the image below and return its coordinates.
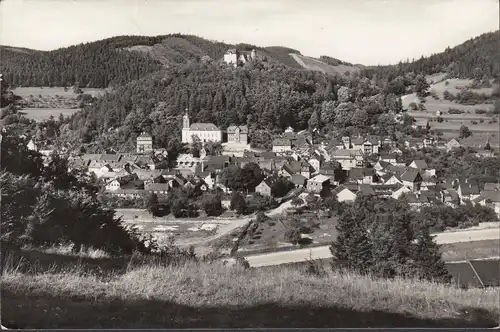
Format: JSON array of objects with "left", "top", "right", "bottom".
[
  {"left": 448, "top": 108, "right": 464, "bottom": 114},
  {"left": 408, "top": 102, "right": 418, "bottom": 111},
  {"left": 475, "top": 109, "right": 487, "bottom": 114}
]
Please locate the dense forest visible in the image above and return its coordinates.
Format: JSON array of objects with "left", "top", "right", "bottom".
[
  {"left": 0, "top": 35, "right": 304, "bottom": 88},
  {"left": 362, "top": 31, "right": 500, "bottom": 80},
  {"left": 60, "top": 56, "right": 421, "bottom": 152}
]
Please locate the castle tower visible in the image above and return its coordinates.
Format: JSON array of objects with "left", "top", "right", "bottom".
[{"left": 181, "top": 109, "right": 191, "bottom": 144}]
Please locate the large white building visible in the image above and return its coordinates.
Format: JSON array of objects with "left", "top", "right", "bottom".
[
  {"left": 181, "top": 113, "right": 222, "bottom": 144},
  {"left": 223, "top": 48, "right": 256, "bottom": 67}
]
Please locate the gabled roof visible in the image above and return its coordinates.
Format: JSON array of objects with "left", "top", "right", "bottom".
[
  {"left": 99, "top": 154, "right": 121, "bottom": 162},
  {"left": 290, "top": 174, "right": 307, "bottom": 185},
  {"left": 410, "top": 160, "right": 428, "bottom": 170},
  {"left": 459, "top": 181, "right": 480, "bottom": 196},
  {"left": 400, "top": 169, "right": 422, "bottom": 182},
  {"left": 351, "top": 137, "right": 365, "bottom": 145},
  {"left": 308, "top": 174, "right": 330, "bottom": 183},
  {"left": 483, "top": 183, "right": 500, "bottom": 191},
  {"left": 227, "top": 125, "right": 249, "bottom": 133},
  {"left": 190, "top": 123, "right": 220, "bottom": 131},
  {"left": 479, "top": 190, "right": 500, "bottom": 202},
  {"left": 273, "top": 138, "right": 292, "bottom": 146},
  {"left": 260, "top": 176, "right": 279, "bottom": 188},
  {"left": 357, "top": 184, "right": 375, "bottom": 196},
  {"left": 349, "top": 168, "right": 375, "bottom": 180}
]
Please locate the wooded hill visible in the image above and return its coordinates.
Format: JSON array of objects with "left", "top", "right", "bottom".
[
  {"left": 0, "top": 34, "right": 305, "bottom": 88},
  {"left": 2, "top": 30, "right": 498, "bottom": 89},
  {"left": 362, "top": 31, "right": 500, "bottom": 81}
]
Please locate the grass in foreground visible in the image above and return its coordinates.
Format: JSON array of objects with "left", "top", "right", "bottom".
[{"left": 1, "top": 248, "right": 499, "bottom": 329}]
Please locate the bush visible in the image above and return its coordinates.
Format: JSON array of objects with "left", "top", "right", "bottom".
[
  {"left": 437, "top": 117, "right": 444, "bottom": 123},
  {"left": 475, "top": 109, "right": 487, "bottom": 114},
  {"left": 245, "top": 194, "right": 278, "bottom": 214},
  {"left": 284, "top": 228, "right": 301, "bottom": 244},
  {"left": 408, "top": 102, "right": 418, "bottom": 111},
  {"left": 448, "top": 108, "right": 464, "bottom": 114}
]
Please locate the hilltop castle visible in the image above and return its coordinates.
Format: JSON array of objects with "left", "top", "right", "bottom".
[{"left": 223, "top": 48, "right": 256, "bottom": 67}]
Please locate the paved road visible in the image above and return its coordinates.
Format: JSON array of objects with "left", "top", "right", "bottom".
[{"left": 224, "top": 226, "right": 500, "bottom": 268}]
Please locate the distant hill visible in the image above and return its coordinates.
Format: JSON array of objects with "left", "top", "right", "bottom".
[
  {"left": 363, "top": 31, "right": 500, "bottom": 80},
  {"left": 0, "top": 35, "right": 305, "bottom": 88}
]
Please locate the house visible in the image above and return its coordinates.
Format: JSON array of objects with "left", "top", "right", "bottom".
[
  {"left": 335, "top": 186, "right": 357, "bottom": 203},
  {"left": 272, "top": 138, "right": 292, "bottom": 153},
  {"left": 362, "top": 136, "right": 380, "bottom": 154},
  {"left": 392, "top": 185, "right": 411, "bottom": 199},
  {"left": 279, "top": 161, "right": 311, "bottom": 179},
  {"left": 108, "top": 189, "right": 145, "bottom": 199},
  {"left": 255, "top": 177, "right": 278, "bottom": 197},
  {"left": 290, "top": 174, "right": 307, "bottom": 188},
  {"left": 341, "top": 136, "right": 351, "bottom": 149},
  {"left": 475, "top": 149, "right": 494, "bottom": 158},
  {"left": 331, "top": 149, "right": 364, "bottom": 170},
  {"left": 484, "top": 183, "right": 500, "bottom": 191},
  {"left": 442, "top": 188, "right": 460, "bottom": 207},
  {"left": 144, "top": 182, "right": 170, "bottom": 194},
  {"left": 348, "top": 168, "right": 378, "bottom": 184},
  {"left": 26, "top": 139, "right": 38, "bottom": 151},
  {"left": 478, "top": 190, "right": 500, "bottom": 217},
  {"left": 400, "top": 169, "right": 423, "bottom": 192},
  {"left": 445, "top": 138, "right": 462, "bottom": 152},
  {"left": 306, "top": 174, "right": 331, "bottom": 193},
  {"left": 227, "top": 125, "right": 249, "bottom": 145},
  {"left": 457, "top": 180, "right": 481, "bottom": 202},
  {"left": 371, "top": 183, "right": 403, "bottom": 198},
  {"left": 308, "top": 153, "right": 325, "bottom": 173},
  {"left": 351, "top": 137, "right": 365, "bottom": 151},
  {"left": 423, "top": 136, "right": 435, "bottom": 148},
  {"left": 374, "top": 160, "right": 391, "bottom": 173},
  {"left": 409, "top": 160, "right": 428, "bottom": 171}
]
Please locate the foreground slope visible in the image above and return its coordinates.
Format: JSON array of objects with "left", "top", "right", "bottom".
[{"left": 2, "top": 249, "right": 499, "bottom": 328}]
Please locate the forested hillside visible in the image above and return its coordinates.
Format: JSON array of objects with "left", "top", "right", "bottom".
[
  {"left": 362, "top": 31, "right": 500, "bottom": 80},
  {"left": 0, "top": 35, "right": 303, "bottom": 88},
  {"left": 61, "top": 57, "right": 414, "bottom": 152}
]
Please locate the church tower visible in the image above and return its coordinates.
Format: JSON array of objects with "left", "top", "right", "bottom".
[{"left": 181, "top": 109, "right": 191, "bottom": 143}]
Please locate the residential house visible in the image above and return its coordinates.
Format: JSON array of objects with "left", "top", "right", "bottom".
[
  {"left": 306, "top": 174, "right": 330, "bottom": 193},
  {"left": 331, "top": 149, "right": 364, "bottom": 170},
  {"left": 457, "top": 180, "right": 480, "bottom": 202},
  {"left": 372, "top": 183, "right": 403, "bottom": 198},
  {"left": 373, "top": 160, "right": 391, "bottom": 173},
  {"left": 421, "top": 173, "right": 437, "bottom": 191},
  {"left": 348, "top": 168, "right": 378, "bottom": 184},
  {"left": 144, "top": 182, "right": 170, "bottom": 194},
  {"left": 272, "top": 138, "right": 292, "bottom": 153},
  {"left": 290, "top": 174, "right": 307, "bottom": 188},
  {"left": 279, "top": 161, "right": 312, "bottom": 179},
  {"left": 423, "top": 136, "right": 435, "bottom": 148},
  {"left": 335, "top": 186, "right": 357, "bottom": 203},
  {"left": 227, "top": 125, "right": 249, "bottom": 145},
  {"left": 255, "top": 177, "right": 278, "bottom": 196},
  {"left": 357, "top": 184, "right": 376, "bottom": 197},
  {"left": 351, "top": 137, "right": 365, "bottom": 151},
  {"left": 445, "top": 138, "right": 462, "bottom": 152},
  {"left": 308, "top": 153, "right": 325, "bottom": 173},
  {"left": 341, "top": 136, "right": 351, "bottom": 149},
  {"left": 442, "top": 188, "right": 460, "bottom": 207},
  {"left": 477, "top": 190, "right": 500, "bottom": 217},
  {"left": 400, "top": 169, "right": 423, "bottom": 192}
]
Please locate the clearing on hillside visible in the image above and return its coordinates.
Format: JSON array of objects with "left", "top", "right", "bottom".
[
  {"left": 13, "top": 87, "right": 107, "bottom": 99},
  {"left": 18, "top": 108, "right": 82, "bottom": 122},
  {"left": 290, "top": 53, "right": 360, "bottom": 76}
]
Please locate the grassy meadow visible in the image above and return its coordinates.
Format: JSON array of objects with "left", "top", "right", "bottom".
[{"left": 1, "top": 245, "right": 499, "bottom": 329}]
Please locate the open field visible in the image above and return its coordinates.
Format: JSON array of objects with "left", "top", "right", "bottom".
[
  {"left": 2, "top": 247, "right": 499, "bottom": 329},
  {"left": 290, "top": 53, "right": 359, "bottom": 76},
  {"left": 13, "top": 87, "right": 107, "bottom": 98},
  {"left": 18, "top": 107, "right": 82, "bottom": 122}
]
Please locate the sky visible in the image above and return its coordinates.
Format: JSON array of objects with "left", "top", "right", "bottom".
[{"left": 0, "top": 0, "right": 498, "bottom": 65}]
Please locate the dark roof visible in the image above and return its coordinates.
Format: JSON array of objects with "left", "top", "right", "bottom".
[
  {"left": 227, "top": 125, "right": 248, "bottom": 133},
  {"left": 349, "top": 168, "right": 375, "bottom": 180},
  {"left": 99, "top": 154, "right": 121, "bottom": 162},
  {"left": 273, "top": 138, "right": 292, "bottom": 146},
  {"left": 410, "top": 160, "right": 428, "bottom": 169},
  {"left": 483, "top": 183, "right": 500, "bottom": 191},
  {"left": 290, "top": 174, "right": 307, "bottom": 185},
  {"left": 357, "top": 184, "right": 375, "bottom": 196},
  {"left": 400, "top": 169, "right": 422, "bottom": 183},
  {"left": 480, "top": 190, "right": 500, "bottom": 202},
  {"left": 459, "top": 181, "right": 480, "bottom": 196},
  {"left": 190, "top": 123, "right": 220, "bottom": 131}
]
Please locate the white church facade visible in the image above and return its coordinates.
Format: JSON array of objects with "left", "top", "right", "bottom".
[{"left": 181, "top": 113, "right": 222, "bottom": 144}]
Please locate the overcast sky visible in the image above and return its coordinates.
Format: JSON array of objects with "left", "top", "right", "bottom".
[{"left": 0, "top": 0, "right": 498, "bottom": 65}]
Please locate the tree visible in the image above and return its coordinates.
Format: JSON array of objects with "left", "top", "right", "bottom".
[
  {"left": 333, "top": 102, "right": 355, "bottom": 128},
  {"left": 190, "top": 136, "right": 202, "bottom": 157},
  {"left": 271, "top": 177, "right": 295, "bottom": 198},
  {"left": 230, "top": 191, "right": 247, "bottom": 214},
  {"left": 414, "top": 74, "right": 430, "bottom": 97},
  {"left": 351, "top": 109, "right": 369, "bottom": 128},
  {"left": 220, "top": 165, "right": 244, "bottom": 191},
  {"left": 146, "top": 193, "right": 159, "bottom": 216},
  {"left": 308, "top": 109, "right": 321, "bottom": 132},
  {"left": 241, "top": 163, "right": 264, "bottom": 192},
  {"left": 291, "top": 196, "right": 304, "bottom": 208},
  {"left": 337, "top": 86, "right": 352, "bottom": 103},
  {"left": 459, "top": 125, "right": 472, "bottom": 139},
  {"left": 200, "top": 192, "right": 224, "bottom": 216}
]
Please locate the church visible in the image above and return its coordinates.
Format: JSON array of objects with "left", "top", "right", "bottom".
[{"left": 181, "top": 113, "right": 222, "bottom": 144}]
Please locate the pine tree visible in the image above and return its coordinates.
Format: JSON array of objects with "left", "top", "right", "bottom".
[{"left": 411, "top": 225, "right": 451, "bottom": 283}]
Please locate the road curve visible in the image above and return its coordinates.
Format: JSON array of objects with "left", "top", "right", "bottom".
[{"left": 224, "top": 226, "right": 500, "bottom": 268}]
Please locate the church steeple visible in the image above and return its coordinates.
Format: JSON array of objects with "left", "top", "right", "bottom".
[{"left": 183, "top": 109, "right": 190, "bottom": 129}]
